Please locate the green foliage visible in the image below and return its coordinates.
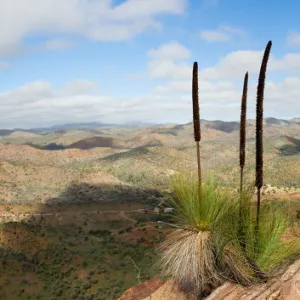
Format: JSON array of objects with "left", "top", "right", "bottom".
[
  {"left": 167, "top": 172, "right": 238, "bottom": 233},
  {"left": 239, "top": 191, "right": 300, "bottom": 273},
  {"left": 160, "top": 173, "right": 256, "bottom": 291},
  {"left": 160, "top": 172, "right": 300, "bottom": 294}
]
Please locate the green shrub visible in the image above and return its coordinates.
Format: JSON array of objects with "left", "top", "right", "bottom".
[
  {"left": 239, "top": 192, "right": 300, "bottom": 273},
  {"left": 159, "top": 173, "right": 255, "bottom": 291},
  {"left": 160, "top": 172, "right": 300, "bottom": 294}
]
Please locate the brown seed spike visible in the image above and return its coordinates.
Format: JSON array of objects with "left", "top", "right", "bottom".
[
  {"left": 255, "top": 41, "right": 272, "bottom": 190},
  {"left": 192, "top": 62, "right": 202, "bottom": 200},
  {"left": 240, "top": 72, "right": 248, "bottom": 195},
  {"left": 240, "top": 72, "right": 248, "bottom": 170},
  {"left": 192, "top": 62, "right": 201, "bottom": 142}
]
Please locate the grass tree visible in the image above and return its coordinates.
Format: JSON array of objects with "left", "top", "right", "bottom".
[{"left": 159, "top": 41, "right": 300, "bottom": 297}]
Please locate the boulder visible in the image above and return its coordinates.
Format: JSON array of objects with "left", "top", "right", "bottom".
[{"left": 118, "top": 277, "right": 166, "bottom": 300}]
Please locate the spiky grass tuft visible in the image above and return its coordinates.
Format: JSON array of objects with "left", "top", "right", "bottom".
[
  {"left": 159, "top": 173, "right": 257, "bottom": 294},
  {"left": 244, "top": 203, "right": 300, "bottom": 274},
  {"left": 160, "top": 229, "right": 220, "bottom": 291},
  {"left": 238, "top": 189, "right": 300, "bottom": 276}
]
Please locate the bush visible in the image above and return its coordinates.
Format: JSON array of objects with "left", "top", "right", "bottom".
[
  {"left": 159, "top": 173, "right": 300, "bottom": 294},
  {"left": 159, "top": 174, "right": 253, "bottom": 291},
  {"left": 82, "top": 280, "right": 91, "bottom": 289},
  {"left": 239, "top": 192, "right": 300, "bottom": 273}
]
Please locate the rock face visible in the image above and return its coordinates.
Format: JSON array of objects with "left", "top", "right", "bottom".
[
  {"left": 206, "top": 259, "right": 300, "bottom": 300},
  {"left": 119, "top": 259, "right": 300, "bottom": 300},
  {"left": 118, "top": 278, "right": 166, "bottom": 300}
]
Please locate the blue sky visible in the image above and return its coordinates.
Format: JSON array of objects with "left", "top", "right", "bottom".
[{"left": 0, "top": 0, "right": 300, "bottom": 128}]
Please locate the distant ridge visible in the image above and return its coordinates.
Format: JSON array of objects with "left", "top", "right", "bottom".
[
  {"left": 30, "top": 122, "right": 121, "bottom": 133},
  {"left": 0, "top": 117, "right": 298, "bottom": 136}
]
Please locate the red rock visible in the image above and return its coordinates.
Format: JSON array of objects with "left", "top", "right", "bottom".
[{"left": 118, "top": 277, "right": 166, "bottom": 300}]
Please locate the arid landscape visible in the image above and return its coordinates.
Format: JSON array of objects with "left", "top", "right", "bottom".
[
  {"left": 0, "top": 119, "right": 299, "bottom": 299},
  {"left": 1, "top": 0, "right": 300, "bottom": 298}
]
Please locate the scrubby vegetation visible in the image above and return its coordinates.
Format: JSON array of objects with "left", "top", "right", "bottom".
[{"left": 0, "top": 206, "right": 171, "bottom": 300}]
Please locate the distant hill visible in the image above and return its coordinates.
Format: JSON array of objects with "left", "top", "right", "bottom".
[
  {"left": 0, "top": 129, "right": 14, "bottom": 136},
  {"left": 204, "top": 120, "right": 240, "bottom": 133},
  {"left": 279, "top": 136, "right": 300, "bottom": 156},
  {"left": 0, "top": 129, "right": 37, "bottom": 136},
  {"left": 0, "top": 117, "right": 298, "bottom": 136},
  {"left": 30, "top": 122, "right": 120, "bottom": 133},
  {"left": 265, "top": 117, "right": 290, "bottom": 126},
  {"left": 67, "top": 136, "right": 119, "bottom": 150}
]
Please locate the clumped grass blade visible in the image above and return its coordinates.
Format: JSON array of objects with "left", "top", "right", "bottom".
[
  {"left": 240, "top": 198, "right": 300, "bottom": 275},
  {"left": 166, "top": 173, "right": 237, "bottom": 232},
  {"left": 160, "top": 229, "right": 221, "bottom": 291},
  {"left": 160, "top": 173, "right": 258, "bottom": 293},
  {"left": 221, "top": 242, "right": 257, "bottom": 285}
]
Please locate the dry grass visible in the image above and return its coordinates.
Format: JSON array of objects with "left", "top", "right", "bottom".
[{"left": 160, "top": 229, "right": 220, "bottom": 291}]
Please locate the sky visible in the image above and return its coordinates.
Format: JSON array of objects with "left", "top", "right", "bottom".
[{"left": 0, "top": 0, "right": 300, "bottom": 128}]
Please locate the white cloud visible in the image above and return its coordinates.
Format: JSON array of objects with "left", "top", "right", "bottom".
[
  {"left": 64, "top": 80, "right": 99, "bottom": 95},
  {"left": 146, "top": 41, "right": 299, "bottom": 81},
  {"left": 271, "top": 53, "right": 300, "bottom": 71},
  {"left": 200, "top": 30, "right": 229, "bottom": 42},
  {"left": 1, "top": 73, "right": 300, "bottom": 129},
  {"left": 287, "top": 31, "right": 300, "bottom": 46},
  {"left": 145, "top": 40, "right": 300, "bottom": 124},
  {"left": 200, "top": 26, "right": 245, "bottom": 43},
  {"left": 148, "top": 60, "right": 191, "bottom": 80},
  {"left": 199, "top": 50, "right": 300, "bottom": 80},
  {"left": 147, "top": 41, "right": 191, "bottom": 79},
  {"left": 150, "top": 76, "right": 300, "bottom": 121},
  {"left": 153, "top": 80, "right": 235, "bottom": 94},
  {"left": 147, "top": 40, "right": 190, "bottom": 60},
  {"left": 126, "top": 73, "right": 145, "bottom": 80},
  {"left": 41, "top": 38, "right": 75, "bottom": 51},
  {"left": 2, "top": 38, "right": 300, "bottom": 127},
  {"left": 0, "top": 38, "right": 74, "bottom": 59},
  {"left": 0, "top": 0, "right": 187, "bottom": 57}
]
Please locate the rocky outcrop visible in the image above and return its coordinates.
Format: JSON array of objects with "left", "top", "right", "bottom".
[
  {"left": 119, "top": 259, "right": 300, "bottom": 300},
  {"left": 206, "top": 259, "right": 300, "bottom": 300},
  {"left": 118, "top": 278, "right": 166, "bottom": 300}
]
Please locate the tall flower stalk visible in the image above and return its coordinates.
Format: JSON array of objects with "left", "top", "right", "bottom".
[
  {"left": 192, "top": 62, "right": 202, "bottom": 200},
  {"left": 255, "top": 41, "right": 272, "bottom": 234},
  {"left": 239, "top": 72, "right": 248, "bottom": 247},
  {"left": 240, "top": 72, "right": 248, "bottom": 193}
]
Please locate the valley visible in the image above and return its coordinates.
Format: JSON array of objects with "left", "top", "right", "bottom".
[{"left": 0, "top": 118, "right": 299, "bottom": 299}]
